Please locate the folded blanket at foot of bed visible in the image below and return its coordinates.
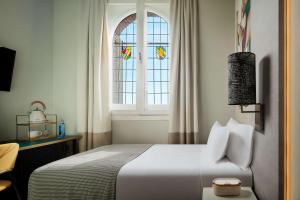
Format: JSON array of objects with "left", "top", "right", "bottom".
[{"left": 28, "top": 144, "right": 152, "bottom": 200}]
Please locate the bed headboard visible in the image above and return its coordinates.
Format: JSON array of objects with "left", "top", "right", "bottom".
[{"left": 234, "top": 0, "right": 283, "bottom": 199}]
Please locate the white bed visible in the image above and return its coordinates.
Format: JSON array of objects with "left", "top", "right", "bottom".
[
  {"left": 28, "top": 119, "right": 254, "bottom": 200},
  {"left": 28, "top": 143, "right": 253, "bottom": 200},
  {"left": 117, "top": 144, "right": 252, "bottom": 200}
]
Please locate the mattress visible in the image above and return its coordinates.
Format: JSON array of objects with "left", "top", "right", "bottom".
[{"left": 116, "top": 144, "right": 252, "bottom": 200}]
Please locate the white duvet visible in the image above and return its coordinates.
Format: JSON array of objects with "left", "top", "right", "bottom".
[{"left": 116, "top": 145, "right": 252, "bottom": 200}]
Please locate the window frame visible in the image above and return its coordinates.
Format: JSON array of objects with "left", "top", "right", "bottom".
[
  {"left": 108, "top": 2, "right": 170, "bottom": 119},
  {"left": 144, "top": 8, "right": 170, "bottom": 109}
]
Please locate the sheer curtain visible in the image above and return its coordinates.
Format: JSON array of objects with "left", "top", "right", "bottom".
[
  {"left": 168, "top": 0, "right": 200, "bottom": 144},
  {"left": 77, "top": 0, "right": 111, "bottom": 151}
]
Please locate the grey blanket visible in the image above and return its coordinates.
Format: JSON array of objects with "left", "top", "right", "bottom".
[{"left": 28, "top": 144, "right": 152, "bottom": 200}]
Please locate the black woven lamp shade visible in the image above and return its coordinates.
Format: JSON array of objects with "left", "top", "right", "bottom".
[{"left": 228, "top": 52, "right": 256, "bottom": 105}]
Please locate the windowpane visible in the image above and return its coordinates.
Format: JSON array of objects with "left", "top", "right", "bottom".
[
  {"left": 127, "top": 35, "right": 134, "bottom": 43},
  {"left": 126, "top": 93, "right": 133, "bottom": 104},
  {"left": 161, "top": 59, "right": 168, "bottom": 69},
  {"left": 148, "top": 94, "right": 154, "bottom": 104},
  {"left": 154, "top": 70, "right": 161, "bottom": 81},
  {"left": 161, "top": 35, "right": 168, "bottom": 43},
  {"left": 147, "top": 22, "right": 153, "bottom": 33},
  {"left": 148, "top": 16, "right": 154, "bottom": 23},
  {"left": 148, "top": 46, "right": 154, "bottom": 58},
  {"left": 162, "top": 82, "right": 168, "bottom": 93},
  {"left": 146, "top": 12, "right": 170, "bottom": 105},
  {"left": 126, "top": 82, "right": 133, "bottom": 93},
  {"left": 154, "top": 59, "right": 160, "bottom": 69},
  {"left": 161, "top": 70, "right": 168, "bottom": 81},
  {"left": 148, "top": 82, "right": 154, "bottom": 93},
  {"left": 112, "top": 14, "right": 136, "bottom": 104},
  {"left": 154, "top": 23, "right": 160, "bottom": 34},
  {"left": 126, "top": 70, "right": 133, "bottom": 81},
  {"left": 153, "top": 16, "right": 161, "bottom": 23},
  {"left": 161, "top": 23, "right": 168, "bottom": 34},
  {"left": 154, "top": 82, "right": 161, "bottom": 93},
  {"left": 148, "top": 70, "right": 154, "bottom": 81},
  {"left": 126, "top": 59, "right": 133, "bottom": 69},
  {"left": 131, "top": 47, "right": 136, "bottom": 59},
  {"left": 155, "top": 94, "right": 161, "bottom": 104},
  {"left": 120, "top": 34, "right": 126, "bottom": 42},
  {"left": 154, "top": 35, "right": 160, "bottom": 43},
  {"left": 162, "top": 94, "right": 168, "bottom": 104},
  {"left": 148, "top": 59, "right": 154, "bottom": 69},
  {"left": 127, "top": 23, "right": 134, "bottom": 34},
  {"left": 147, "top": 34, "right": 154, "bottom": 43}
]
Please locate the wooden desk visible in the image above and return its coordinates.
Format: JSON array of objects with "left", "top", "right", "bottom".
[
  {"left": 17, "top": 135, "right": 82, "bottom": 153},
  {"left": 1, "top": 135, "right": 82, "bottom": 200}
]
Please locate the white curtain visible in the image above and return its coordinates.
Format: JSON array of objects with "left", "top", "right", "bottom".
[
  {"left": 169, "top": 0, "right": 200, "bottom": 144},
  {"left": 77, "top": 0, "right": 111, "bottom": 151}
]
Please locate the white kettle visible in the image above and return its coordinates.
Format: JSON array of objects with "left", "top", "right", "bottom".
[{"left": 29, "top": 101, "right": 47, "bottom": 122}]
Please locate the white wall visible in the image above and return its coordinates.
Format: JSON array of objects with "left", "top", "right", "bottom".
[
  {"left": 291, "top": 0, "right": 300, "bottom": 198},
  {"left": 198, "top": 0, "right": 235, "bottom": 143},
  {"left": 113, "top": 120, "right": 168, "bottom": 143},
  {"left": 0, "top": 0, "right": 54, "bottom": 141},
  {"left": 52, "top": 0, "right": 81, "bottom": 135},
  {"left": 0, "top": 0, "right": 81, "bottom": 140}
]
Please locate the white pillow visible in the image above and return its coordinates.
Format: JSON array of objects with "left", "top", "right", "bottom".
[
  {"left": 207, "top": 121, "right": 230, "bottom": 162},
  {"left": 226, "top": 118, "right": 254, "bottom": 169},
  {"left": 227, "top": 118, "right": 239, "bottom": 126}
]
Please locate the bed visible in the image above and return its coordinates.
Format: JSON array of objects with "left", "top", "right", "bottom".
[
  {"left": 28, "top": 144, "right": 252, "bottom": 200},
  {"left": 117, "top": 144, "right": 252, "bottom": 200}
]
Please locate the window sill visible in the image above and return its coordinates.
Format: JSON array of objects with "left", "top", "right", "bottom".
[{"left": 111, "top": 110, "right": 169, "bottom": 121}]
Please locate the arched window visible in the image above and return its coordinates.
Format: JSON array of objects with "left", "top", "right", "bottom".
[{"left": 111, "top": 10, "right": 170, "bottom": 110}]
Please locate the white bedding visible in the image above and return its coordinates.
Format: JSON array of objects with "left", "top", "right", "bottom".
[{"left": 116, "top": 144, "right": 252, "bottom": 200}]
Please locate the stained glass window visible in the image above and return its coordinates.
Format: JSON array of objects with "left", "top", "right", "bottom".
[
  {"left": 112, "top": 11, "right": 170, "bottom": 107},
  {"left": 147, "top": 12, "right": 170, "bottom": 105},
  {"left": 112, "top": 14, "right": 136, "bottom": 104}
]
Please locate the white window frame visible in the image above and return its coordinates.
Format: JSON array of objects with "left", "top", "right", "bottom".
[{"left": 107, "top": 0, "right": 170, "bottom": 120}]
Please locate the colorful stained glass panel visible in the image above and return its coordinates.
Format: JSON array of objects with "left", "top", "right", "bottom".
[
  {"left": 156, "top": 46, "right": 166, "bottom": 60},
  {"left": 121, "top": 47, "right": 132, "bottom": 60}
]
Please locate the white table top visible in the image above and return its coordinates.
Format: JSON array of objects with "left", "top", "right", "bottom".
[{"left": 202, "top": 187, "right": 257, "bottom": 200}]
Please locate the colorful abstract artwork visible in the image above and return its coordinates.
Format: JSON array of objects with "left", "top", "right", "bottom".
[
  {"left": 156, "top": 46, "right": 166, "bottom": 60},
  {"left": 236, "top": 0, "right": 251, "bottom": 52},
  {"left": 121, "top": 46, "right": 132, "bottom": 60}
]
